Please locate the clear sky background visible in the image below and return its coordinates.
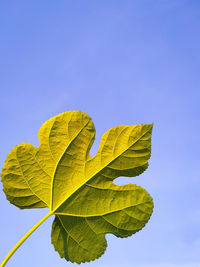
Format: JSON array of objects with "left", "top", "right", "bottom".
[{"left": 0, "top": 1, "right": 200, "bottom": 267}]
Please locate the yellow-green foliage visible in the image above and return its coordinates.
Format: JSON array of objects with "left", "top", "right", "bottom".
[{"left": 1, "top": 111, "right": 153, "bottom": 264}]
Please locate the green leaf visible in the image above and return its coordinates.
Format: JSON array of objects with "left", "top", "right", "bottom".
[{"left": 1, "top": 111, "right": 153, "bottom": 264}]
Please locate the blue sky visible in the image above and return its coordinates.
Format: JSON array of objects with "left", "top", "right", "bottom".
[{"left": 0, "top": 0, "right": 200, "bottom": 266}]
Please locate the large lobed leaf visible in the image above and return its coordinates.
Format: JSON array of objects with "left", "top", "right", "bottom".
[{"left": 1, "top": 111, "right": 153, "bottom": 263}]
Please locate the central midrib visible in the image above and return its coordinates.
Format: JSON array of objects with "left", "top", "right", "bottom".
[
  {"left": 50, "top": 119, "right": 91, "bottom": 210},
  {"left": 51, "top": 125, "right": 152, "bottom": 213}
]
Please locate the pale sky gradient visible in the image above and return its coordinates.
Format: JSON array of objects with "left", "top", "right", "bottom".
[{"left": 0, "top": 1, "right": 200, "bottom": 267}]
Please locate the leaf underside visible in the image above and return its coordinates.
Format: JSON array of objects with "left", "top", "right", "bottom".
[{"left": 1, "top": 111, "right": 153, "bottom": 263}]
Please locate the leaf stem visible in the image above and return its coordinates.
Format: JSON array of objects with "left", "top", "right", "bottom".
[{"left": 0, "top": 211, "right": 53, "bottom": 267}]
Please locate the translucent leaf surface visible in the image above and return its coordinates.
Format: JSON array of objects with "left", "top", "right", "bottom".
[{"left": 1, "top": 111, "right": 153, "bottom": 263}]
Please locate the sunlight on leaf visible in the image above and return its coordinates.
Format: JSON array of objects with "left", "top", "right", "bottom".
[{"left": 1, "top": 111, "right": 153, "bottom": 264}]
